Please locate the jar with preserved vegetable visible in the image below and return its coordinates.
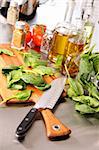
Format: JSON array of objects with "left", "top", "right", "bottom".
[{"left": 11, "top": 21, "right": 26, "bottom": 50}]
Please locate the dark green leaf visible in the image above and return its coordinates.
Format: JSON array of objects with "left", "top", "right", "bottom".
[
  {"left": 7, "top": 70, "right": 22, "bottom": 88},
  {"left": 10, "top": 80, "right": 26, "bottom": 90},
  {"left": 0, "top": 48, "right": 14, "bottom": 56},
  {"left": 2, "top": 65, "right": 21, "bottom": 76}
]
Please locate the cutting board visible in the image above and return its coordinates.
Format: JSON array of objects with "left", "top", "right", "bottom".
[{"left": 0, "top": 44, "right": 55, "bottom": 104}]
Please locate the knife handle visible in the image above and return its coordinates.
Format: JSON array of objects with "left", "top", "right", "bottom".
[
  {"left": 16, "top": 108, "right": 38, "bottom": 140},
  {"left": 41, "top": 109, "right": 71, "bottom": 139}
]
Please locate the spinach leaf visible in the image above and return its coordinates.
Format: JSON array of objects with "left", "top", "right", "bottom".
[
  {"left": 0, "top": 48, "right": 14, "bottom": 56},
  {"left": 7, "top": 70, "right": 22, "bottom": 88},
  {"left": 77, "top": 56, "right": 94, "bottom": 80},
  {"left": 24, "top": 54, "right": 47, "bottom": 68},
  {"left": 21, "top": 73, "right": 44, "bottom": 86},
  {"left": 1, "top": 90, "right": 32, "bottom": 104},
  {"left": 92, "top": 55, "right": 99, "bottom": 74},
  {"left": 75, "top": 103, "right": 95, "bottom": 114},
  {"left": 2, "top": 65, "right": 22, "bottom": 76},
  {"left": 67, "top": 87, "right": 78, "bottom": 98},
  {"left": 12, "top": 90, "right": 32, "bottom": 101},
  {"left": 88, "top": 83, "right": 99, "bottom": 100},
  {"left": 29, "top": 50, "right": 41, "bottom": 58},
  {"left": 35, "top": 84, "right": 51, "bottom": 91},
  {"left": 22, "top": 51, "right": 47, "bottom": 68},
  {"left": 68, "top": 78, "right": 84, "bottom": 97},
  {"left": 10, "top": 80, "right": 26, "bottom": 90},
  {"left": 72, "top": 96, "right": 99, "bottom": 108},
  {"left": 31, "top": 60, "right": 47, "bottom": 68},
  {"left": 32, "top": 65, "right": 54, "bottom": 75}
]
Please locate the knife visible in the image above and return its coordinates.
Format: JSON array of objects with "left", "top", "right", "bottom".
[{"left": 16, "top": 77, "right": 71, "bottom": 140}]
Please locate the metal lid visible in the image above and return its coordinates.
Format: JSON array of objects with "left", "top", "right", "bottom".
[
  {"left": 15, "top": 21, "right": 25, "bottom": 29},
  {"left": 10, "top": 1, "right": 18, "bottom": 7}
]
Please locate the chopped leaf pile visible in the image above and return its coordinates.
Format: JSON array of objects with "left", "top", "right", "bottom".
[
  {"left": 67, "top": 45, "right": 99, "bottom": 115},
  {"left": 2, "top": 65, "right": 51, "bottom": 91},
  {"left": 1, "top": 49, "right": 58, "bottom": 104}
]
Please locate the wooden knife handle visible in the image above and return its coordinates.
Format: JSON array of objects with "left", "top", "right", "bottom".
[{"left": 41, "top": 109, "right": 71, "bottom": 139}]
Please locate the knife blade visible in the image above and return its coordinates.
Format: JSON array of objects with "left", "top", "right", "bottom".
[{"left": 16, "top": 77, "right": 71, "bottom": 140}]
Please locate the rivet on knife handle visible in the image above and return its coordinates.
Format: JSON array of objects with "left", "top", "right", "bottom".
[{"left": 41, "top": 109, "right": 71, "bottom": 139}]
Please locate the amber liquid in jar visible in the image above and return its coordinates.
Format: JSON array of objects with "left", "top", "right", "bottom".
[
  {"left": 48, "top": 29, "right": 69, "bottom": 63},
  {"left": 62, "top": 38, "right": 84, "bottom": 77}
]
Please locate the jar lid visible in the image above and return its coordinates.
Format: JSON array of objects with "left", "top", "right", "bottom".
[
  {"left": 15, "top": 21, "right": 25, "bottom": 29},
  {"left": 10, "top": 1, "right": 18, "bottom": 7}
]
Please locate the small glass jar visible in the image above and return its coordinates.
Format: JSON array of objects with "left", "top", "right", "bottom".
[
  {"left": 7, "top": 1, "right": 19, "bottom": 26},
  {"left": 40, "top": 29, "right": 53, "bottom": 55},
  {"left": 11, "top": 21, "right": 26, "bottom": 50}
]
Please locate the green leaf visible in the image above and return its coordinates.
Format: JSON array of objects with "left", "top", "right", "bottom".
[
  {"left": 21, "top": 73, "right": 45, "bottom": 86},
  {"left": 0, "top": 48, "right": 14, "bottom": 56},
  {"left": 23, "top": 53, "right": 47, "bottom": 68},
  {"left": 67, "top": 87, "right": 78, "bottom": 98},
  {"left": 92, "top": 55, "right": 99, "bottom": 74},
  {"left": 35, "top": 84, "right": 51, "bottom": 91},
  {"left": 32, "top": 66, "right": 54, "bottom": 75},
  {"left": 2, "top": 65, "right": 22, "bottom": 76},
  {"left": 7, "top": 70, "right": 22, "bottom": 88},
  {"left": 77, "top": 57, "right": 94, "bottom": 79},
  {"left": 3, "top": 90, "right": 32, "bottom": 104},
  {"left": 88, "top": 83, "right": 99, "bottom": 100},
  {"left": 72, "top": 96, "right": 99, "bottom": 108},
  {"left": 75, "top": 103, "right": 95, "bottom": 114},
  {"left": 21, "top": 50, "right": 48, "bottom": 68},
  {"left": 13, "top": 90, "right": 32, "bottom": 101},
  {"left": 10, "top": 80, "right": 26, "bottom": 90},
  {"left": 29, "top": 50, "right": 41, "bottom": 58},
  {"left": 54, "top": 55, "right": 63, "bottom": 68}
]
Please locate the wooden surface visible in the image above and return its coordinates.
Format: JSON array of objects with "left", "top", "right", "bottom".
[{"left": 0, "top": 44, "right": 54, "bottom": 104}]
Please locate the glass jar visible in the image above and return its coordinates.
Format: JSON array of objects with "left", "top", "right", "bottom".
[
  {"left": 7, "top": 1, "right": 19, "bottom": 26},
  {"left": 40, "top": 29, "right": 53, "bottom": 55},
  {"left": 62, "top": 29, "right": 85, "bottom": 77},
  {"left": 48, "top": 22, "right": 72, "bottom": 63},
  {"left": 11, "top": 21, "right": 26, "bottom": 50}
]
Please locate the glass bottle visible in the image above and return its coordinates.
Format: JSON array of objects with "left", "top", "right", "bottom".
[
  {"left": 65, "top": 0, "right": 76, "bottom": 23},
  {"left": 62, "top": 28, "right": 85, "bottom": 77},
  {"left": 83, "top": 6, "right": 95, "bottom": 48},
  {"left": 84, "top": 14, "right": 94, "bottom": 48},
  {"left": 7, "top": 1, "right": 19, "bottom": 25},
  {"left": 11, "top": 21, "right": 26, "bottom": 50}
]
